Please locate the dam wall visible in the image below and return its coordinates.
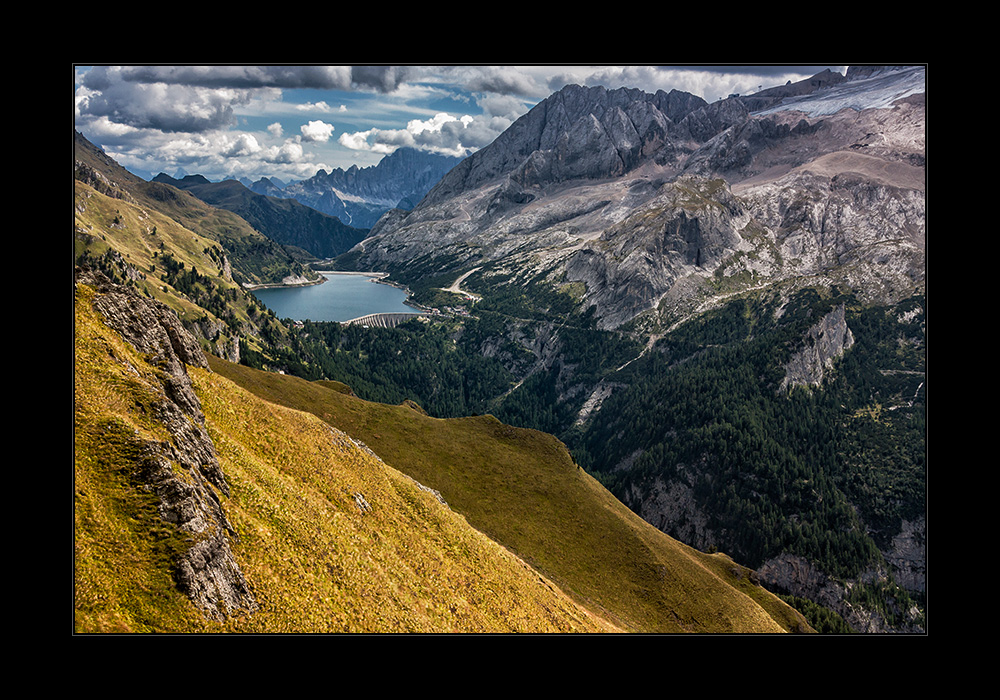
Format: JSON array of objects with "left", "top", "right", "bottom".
[{"left": 343, "top": 312, "right": 427, "bottom": 328}]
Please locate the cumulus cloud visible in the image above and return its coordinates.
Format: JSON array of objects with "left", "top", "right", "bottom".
[
  {"left": 338, "top": 111, "right": 483, "bottom": 157},
  {"left": 221, "top": 133, "right": 261, "bottom": 157},
  {"left": 76, "top": 74, "right": 261, "bottom": 133},
  {"left": 300, "top": 120, "right": 335, "bottom": 142},
  {"left": 267, "top": 140, "right": 305, "bottom": 164}
]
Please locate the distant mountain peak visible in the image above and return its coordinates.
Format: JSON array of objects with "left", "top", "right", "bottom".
[
  {"left": 267, "top": 147, "right": 464, "bottom": 229},
  {"left": 153, "top": 172, "right": 212, "bottom": 187}
]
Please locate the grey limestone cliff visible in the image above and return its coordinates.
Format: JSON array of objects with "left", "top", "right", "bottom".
[
  {"left": 82, "top": 270, "right": 257, "bottom": 621},
  {"left": 780, "top": 304, "right": 855, "bottom": 391}
]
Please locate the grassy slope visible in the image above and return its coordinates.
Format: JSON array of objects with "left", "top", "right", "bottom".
[
  {"left": 75, "top": 282, "right": 615, "bottom": 633},
  {"left": 74, "top": 283, "right": 218, "bottom": 632},
  {"left": 75, "top": 177, "right": 231, "bottom": 319},
  {"left": 209, "top": 356, "right": 813, "bottom": 633},
  {"left": 75, "top": 132, "right": 316, "bottom": 288}
]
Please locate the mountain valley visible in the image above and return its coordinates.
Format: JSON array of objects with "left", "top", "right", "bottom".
[{"left": 74, "top": 65, "right": 926, "bottom": 634}]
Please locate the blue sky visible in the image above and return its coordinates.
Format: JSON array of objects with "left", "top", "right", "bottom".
[{"left": 74, "top": 65, "right": 846, "bottom": 184}]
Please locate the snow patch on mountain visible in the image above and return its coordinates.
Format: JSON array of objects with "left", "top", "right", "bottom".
[{"left": 755, "top": 66, "right": 925, "bottom": 118}]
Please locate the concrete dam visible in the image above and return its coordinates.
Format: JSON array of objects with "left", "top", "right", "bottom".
[{"left": 342, "top": 312, "right": 428, "bottom": 328}]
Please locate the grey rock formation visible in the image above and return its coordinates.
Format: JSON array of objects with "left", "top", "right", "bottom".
[
  {"left": 564, "top": 176, "right": 751, "bottom": 328},
  {"left": 757, "top": 552, "right": 924, "bottom": 633},
  {"left": 83, "top": 271, "right": 257, "bottom": 620},
  {"left": 884, "top": 517, "right": 926, "bottom": 594},
  {"left": 626, "top": 474, "right": 716, "bottom": 553},
  {"left": 780, "top": 304, "right": 855, "bottom": 391}
]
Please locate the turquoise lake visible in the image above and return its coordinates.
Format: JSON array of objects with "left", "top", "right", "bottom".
[{"left": 250, "top": 273, "right": 413, "bottom": 322}]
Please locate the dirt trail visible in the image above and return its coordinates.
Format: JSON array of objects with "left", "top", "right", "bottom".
[{"left": 444, "top": 267, "right": 482, "bottom": 296}]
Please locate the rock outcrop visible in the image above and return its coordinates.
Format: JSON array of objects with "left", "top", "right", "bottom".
[
  {"left": 780, "top": 304, "right": 855, "bottom": 391},
  {"left": 80, "top": 269, "right": 257, "bottom": 621},
  {"left": 757, "top": 552, "right": 924, "bottom": 633},
  {"left": 564, "top": 176, "right": 751, "bottom": 329}
]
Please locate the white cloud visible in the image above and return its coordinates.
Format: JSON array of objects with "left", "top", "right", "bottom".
[
  {"left": 338, "top": 128, "right": 399, "bottom": 155},
  {"left": 296, "top": 101, "right": 335, "bottom": 113},
  {"left": 407, "top": 112, "right": 473, "bottom": 135},
  {"left": 221, "top": 133, "right": 261, "bottom": 157},
  {"left": 77, "top": 67, "right": 272, "bottom": 133},
  {"left": 300, "top": 120, "right": 335, "bottom": 142},
  {"left": 267, "top": 122, "right": 283, "bottom": 137},
  {"left": 339, "top": 111, "right": 484, "bottom": 157},
  {"left": 267, "top": 140, "right": 305, "bottom": 164}
]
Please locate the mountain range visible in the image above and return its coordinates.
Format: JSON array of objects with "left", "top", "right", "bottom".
[
  {"left": 250, "top": 147, "right": 464, "bottom": 229},
  {"left": 352, "top": 65, "right": 924, "bottom": 332},
  {"left": 74, "top": 65, "right": 926, "bottom": 633},
  {"left": 74, "top": 136, "right": 811, "bottom": 632}
]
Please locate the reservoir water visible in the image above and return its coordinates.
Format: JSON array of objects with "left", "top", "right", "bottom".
[{"left": 250, "top": 272, "right": 414, "bottom": 323}]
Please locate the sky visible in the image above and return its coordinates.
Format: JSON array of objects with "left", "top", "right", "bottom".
[{"left": 74, "top": 64, "right": 846, "bottom": 184}]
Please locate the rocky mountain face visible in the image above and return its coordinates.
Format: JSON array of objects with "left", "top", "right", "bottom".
[
  {"left": 779, "top": 304, "right": 855, "bottom": 391},
  {"left": 78, "top": 268, "right": 258, "bottom": 620},
  {"left": 353, "top": 67, "right": 925, "bottom": 333},
  {"left": 267, "top": 147, "right": 464, "bottom": 229}
]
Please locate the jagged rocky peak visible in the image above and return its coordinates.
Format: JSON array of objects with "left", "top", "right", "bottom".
[
  {"left": 274, "top": 147, "right": 464, "bottom": 228},
  {"left": 422, "top": 84, "right": 746, "bottom": 206},
  {"left": 249, "top": 176, "right": 286, "bottom": 197}
]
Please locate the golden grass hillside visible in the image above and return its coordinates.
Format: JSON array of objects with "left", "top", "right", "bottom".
[
  {"left": 209, "top": 357, "right": 814, "bottom": 633},
  {"left": 74, "top": 281, "right": 616, "bottom": 633}
]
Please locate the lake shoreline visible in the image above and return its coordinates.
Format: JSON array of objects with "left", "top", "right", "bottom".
[
  {"left": 249, "top": 270, "right": 419, "bottom": 323},
  {"left": 244, "top": 270, "right": 389, "bottom": 291},
  {"left": 313, "top": 270, "right": 389, "bottom": 278}
]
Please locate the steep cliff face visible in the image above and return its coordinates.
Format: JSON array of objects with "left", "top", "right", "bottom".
[
  {"left": 563, "top": 176, "right": 752, "bottom": 328},
  {"left": 79, "top": 269, "right": 257, "bottom": 620},
  {"left": 756, "top": 552, "right": 924, "bottom": 633},
  {"left": 780, "top": 304, "right": 855, "bottom": 390}
]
